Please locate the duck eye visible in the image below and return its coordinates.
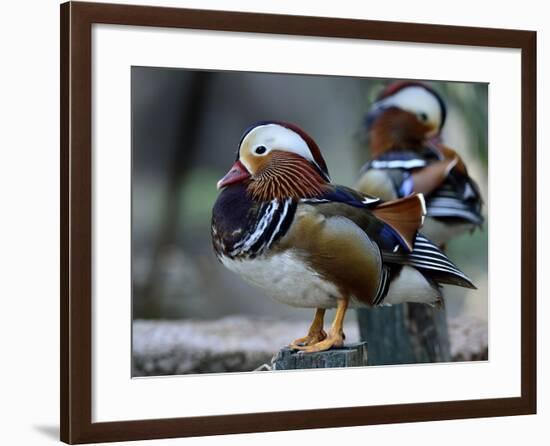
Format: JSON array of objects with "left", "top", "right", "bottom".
[
  {"left": 254, "top": 145, "right": 267, "bottom": 155},
  {"left": 418, "top": 112, "right": 429, "bottom": 122}
]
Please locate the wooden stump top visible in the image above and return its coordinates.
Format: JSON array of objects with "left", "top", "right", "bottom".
[{"left": 271, "top": 342, "right": 368, "bottom": 370}]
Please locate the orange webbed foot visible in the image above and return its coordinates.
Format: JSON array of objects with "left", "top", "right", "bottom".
[
  {"left": 292, "top": 331, "right": 345, "bottom": 353},
  {"left": 290, "top": 329, "right": 327, "bottom": 349}
]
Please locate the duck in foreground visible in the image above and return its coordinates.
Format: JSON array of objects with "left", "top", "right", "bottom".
[
  {"left": 356, "top": 81, "right": 484, "bottom": 246},
  {"left": 211, "top": 121, "right": 475, "bottom": 353}
]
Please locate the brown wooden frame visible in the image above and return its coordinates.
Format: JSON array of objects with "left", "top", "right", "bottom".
[{"left": 60, "top": 1, "right": 537, "bottom": 443}]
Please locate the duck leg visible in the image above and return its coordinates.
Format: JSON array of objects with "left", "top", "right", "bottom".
[
  {"left": 293, "top": 298, "right": 348, "bottom": 353},
  {"left": 290, "top": 308, "right": 327, "bottom": 349}
]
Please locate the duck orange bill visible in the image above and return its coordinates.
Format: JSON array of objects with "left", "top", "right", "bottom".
[{"left": 217, "top": 160, "right": 251, "bottom": 189}]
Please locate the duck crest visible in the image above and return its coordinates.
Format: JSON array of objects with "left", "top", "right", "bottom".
[{"left": 211, "top": 183, "right": 297, "bottom": 260}]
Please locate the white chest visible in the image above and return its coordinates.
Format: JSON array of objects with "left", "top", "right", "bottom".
[{"left": 220, "top": 251, "right": 340, "bottom": 308}]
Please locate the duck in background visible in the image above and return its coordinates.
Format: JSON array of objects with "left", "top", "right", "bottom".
[{"left": 355, "top": 81, "right": 484, "bottom": 247}]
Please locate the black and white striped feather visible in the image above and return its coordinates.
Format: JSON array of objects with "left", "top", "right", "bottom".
[
  {"left": 372, "top": 264, "right": 395, "bottom": 306},
  {"left": 214, "top": 198, "right": 297, "bottom": 260},
  {"left": 426, "top": 183, "right": 483, "bottom": 224},
  {"left": 382, "top": 233, "right": 476, "bottom": 289}
]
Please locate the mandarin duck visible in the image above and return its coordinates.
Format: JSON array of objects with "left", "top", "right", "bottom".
[
  {"left": 355, "top": 81, "right": 484, "bottom": 246},
  {"left": 211, "top": 121, "right": 475, "bottom": 353}
]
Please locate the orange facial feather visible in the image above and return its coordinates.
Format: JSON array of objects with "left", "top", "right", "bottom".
[
  {"left": 370, "top": 107, "right": 434, "bottom": 157},
  {"left": 246, "top": 151, "right": 329, "bottom": 201}
]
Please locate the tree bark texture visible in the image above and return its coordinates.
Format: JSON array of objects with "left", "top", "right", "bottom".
[{"left": 356, "top": 303, "right": 451, "bottom": 365}]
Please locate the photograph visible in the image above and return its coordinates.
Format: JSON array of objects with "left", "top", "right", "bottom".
[
  {"left": 56, "top": 2, "right": 537, "bottom": 443},
  {"left": 131, "top": 67, "right": 488, "bottom": 376}
]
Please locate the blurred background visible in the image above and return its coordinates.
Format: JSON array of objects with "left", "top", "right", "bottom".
[{"left": 131, "top": 67, "right": 488, "bottom": 375}]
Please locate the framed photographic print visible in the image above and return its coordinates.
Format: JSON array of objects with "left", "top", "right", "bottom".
[{"left": 60, "top": 1, "right": 536, "bottom": 443}]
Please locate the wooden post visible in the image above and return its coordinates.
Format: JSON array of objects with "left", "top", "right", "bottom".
[
  {"left": 356, "top": 303, "right": 450, "bottom": 365},
  {"left": 271, "top": 342, "right": 368, "bottom": 370}
]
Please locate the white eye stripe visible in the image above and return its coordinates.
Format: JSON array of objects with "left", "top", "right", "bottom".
[
  {"left": 240, "top": 123, "right": 330, "bottom": 180},
  {"left": 378, "top": 86, "right": 442, "bottom": 127},
  {"left": 242, "top": 124, "right": 314, "bottom": 163}
]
